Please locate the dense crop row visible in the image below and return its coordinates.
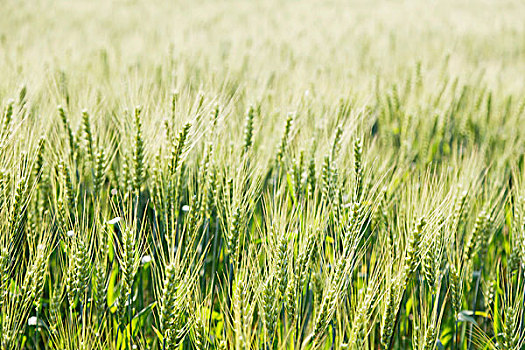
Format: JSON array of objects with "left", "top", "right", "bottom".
[
  {"left": 1, "top": 0, "right": 525, "bottom": 349},
  {"left": 1, "top": 74, "right": 524, "bottom": 349}
]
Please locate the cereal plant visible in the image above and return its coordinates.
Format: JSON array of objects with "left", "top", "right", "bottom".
[{"left": 0, "top": 0, "right": 524, "bottom": 349}]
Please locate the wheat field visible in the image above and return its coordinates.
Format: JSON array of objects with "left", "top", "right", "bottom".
[{"left": 1, "top": 0, "right": 525, "bottom": 349}]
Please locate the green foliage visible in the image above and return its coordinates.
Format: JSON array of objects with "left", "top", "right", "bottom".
[{"left": 0, "top": 0, "right": 524, "bottom": 349}]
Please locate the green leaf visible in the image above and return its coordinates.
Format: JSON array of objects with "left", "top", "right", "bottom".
[
  {"left": 107, "top": 262, "right": 119, "bottom": 311},
  {"left": 494, "top": 270, "right": 501, "bottom": 337},
  {"left": 286, "top": 172, "right": 296, "bottom": 204},
  {"left": 131, "top": 302, "right": 156, "bottom": 337},
  {"left": 405, "top": 294, "right": 413, "bottom": 316},
  {"left": 460, "top": 310, "right": 489, "bottom": 319},
  {"left": 152, "top": 324, "right": 164, "bottom": 343},
  {"left": 108, "top": 223, "right": 116, "bottom": 262},
  {"left": 440, "top": 325, "right": 453, "bottom": 347}
]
